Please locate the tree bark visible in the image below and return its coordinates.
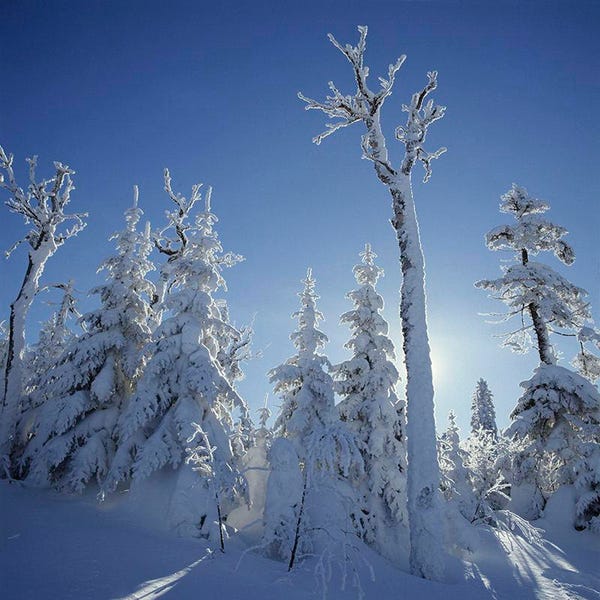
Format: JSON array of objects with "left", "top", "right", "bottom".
[{"left": 521, "top": 249, "right": 555, "bottom": 365}]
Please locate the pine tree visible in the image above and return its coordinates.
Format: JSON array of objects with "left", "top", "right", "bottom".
[
  {"left": 476, "top": 184, "right": 591, "bottom": 365},
  {"left": 22, "top": 191, "right": 154, "bottom": 492},
  {"left": 19, "top": 281, "right": 80, "bottom": 450},
  {"left": 265, "top": 270, "right": 362, "bottom": 567},
  {"left": 470, "top": 379, "right": 497, "bottom": 438},
  {"left": 105, "top": 173, "right": 247, "bottom": 539},
  {"left": 0, "top": 147, "right": 87, "bottom": 468},
  {"left": 507, "top": 365, "right": 600, "bottom": 527},
  {"left": 299, "top": 26, "right": 446, "bottom": 579},
  {"left": 332, "top": 244, "right": 407, "bottom": 557},
  {"left": 439, "top": 411, "right": 476, "bottom": 522}
]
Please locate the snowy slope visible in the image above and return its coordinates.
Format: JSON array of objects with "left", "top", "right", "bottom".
[{"left": 1, "top": 481, "right": 599, "bottom": 599}]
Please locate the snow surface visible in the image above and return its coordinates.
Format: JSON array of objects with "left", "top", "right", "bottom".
[{"left": 2, "top": 481, "right": 600, "bottom": 599}]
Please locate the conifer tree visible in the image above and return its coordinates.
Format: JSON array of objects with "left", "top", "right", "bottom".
[
  {"left": 470, "top": 379, "right": 497, "bottom": 438},
  {"left": 22, "top": 191, "right": 154, "bottom": 491},
  {"left": 265, "top": 270, "right": 362, "bottom": 568},
  {"left": 476, "top": 184, "right": 591, "bottom": 364},
  {"left": 299, "top": 27, "right": 446, "bottom": 579},
  {"left": 439, "top": 411, "right": 476, "bottom": 522},
  {"left": 105, "top": 173, "right": 247, "bottom": 538},
  {"left": 332, "top": 244, "right": 407, "bottom": 556},
  {"left": 508, "top": 365, "right": 600, "bottom": 527}
]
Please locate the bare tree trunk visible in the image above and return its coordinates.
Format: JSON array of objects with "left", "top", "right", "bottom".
[
  {"left": 288, "top": 473, "right": 308, "bottom": 572},
  {"left": 521, "top": 249, "right": 555, "bottom": 365},
  {"left": 1, "top": 244, "right": 52, "bottom": 465}
]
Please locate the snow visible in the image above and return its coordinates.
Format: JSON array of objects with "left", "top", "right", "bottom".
[{"left": 2, "top": 480, "right": 600, "bottom": 599}]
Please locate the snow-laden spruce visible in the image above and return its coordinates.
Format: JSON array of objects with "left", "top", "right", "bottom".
[
  {"left": 299, "top": 26, "right": 446, "bottom": 579},
  {"left": 20, "top": 281, "right": 80, "bottom": 442},
  {"left": 476, "top": 184, "right": 592, "bottom": 365},
  {"left": 0, "top": 147, "right": 87, "bottom": 470},
  {"left": 105, "top": 173, "right": 248, "bottom": 538},
  {"left": 265, "top": 270, "right": 362, "bottom": 569},
  {"left": 572, "top": 325, "right": 600, "bottom": 384},
  {"left": 22, "top": 192, "right": 154, "bottom": 492},
  {"left": 470, "top": 378, "right": 497, "bottom": 437},
  {"left": 507, "top": 364, "right": 600, "bottom": 529},
  {"left": 439, "top": 411, "right": 476, "bottom": 522},
  {"left": 332, "top": 244, "right": 407, "bottom": 559}
]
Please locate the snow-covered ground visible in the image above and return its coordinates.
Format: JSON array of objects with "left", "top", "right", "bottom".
[{"left": 2, "top": 481, "right": 599, "bottom": 599}]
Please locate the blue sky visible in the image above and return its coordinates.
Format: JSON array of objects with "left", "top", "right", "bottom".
[{"left": 1, "top": 1, "right": 598, "bottom": 435}]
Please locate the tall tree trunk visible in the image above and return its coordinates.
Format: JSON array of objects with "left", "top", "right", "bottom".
[
  {"left": 390, "top": 174, "right": 444, "bottom": 580},
  {"left": 521, "top": 249, "right": 555, "bottom": 365}
]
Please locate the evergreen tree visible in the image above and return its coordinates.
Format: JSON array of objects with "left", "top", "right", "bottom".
[
  {"left": 508, "top": 364, "right": 600, "bottom": 528},
  {"left": 439, "top": 411, "right": 476, "bottom": 522},
  {"left": 476, "top": 184, "right": 591, "bottom": 365},
  {"left": 264, "top": 270, "right": 362, "bottom": 567},
  {"left": 470, "top": 378, "right": 497, "bottom": 438},
  {"left": 332, "top": 244, "right": 407, "bottom": 557},
  {"left": 105, "top": 173, "right": 247, "bottom": 539},
  {"left": 22, "top": 191, "right": 154, "bottom": 492}
]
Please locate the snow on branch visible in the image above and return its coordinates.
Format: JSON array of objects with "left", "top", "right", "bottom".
[
  {"left": 298, "top": 25, "right": 405, "bottom": 146},
  {"left": 0, "top": 146, "right": 87, "bottom": 256},
  {"left": 298, "top": 26, "right": 445, "bottom": 183}
]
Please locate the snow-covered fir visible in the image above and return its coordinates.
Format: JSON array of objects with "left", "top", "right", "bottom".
[
  {"left": 470, "top": 378, "right": 497, "bottom": 437},
  {"left": 265, "top": 269, "right": 363, "bottom": 568},
  {"left": 105, "top": 173, "right": 248, "bottom": 537},
  {"left": 332, "top": 244, "right": 407, "bottom": 560},
  {"left": 508, "top": 364, "right": 600, "bottom": 529},
  {"left": 22, "top": 194, "right": 154, "bottom": 492}
]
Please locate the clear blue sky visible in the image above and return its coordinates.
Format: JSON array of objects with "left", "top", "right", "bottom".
[{"left": 1, "top": 1, "right": 598, "bottom": 435}]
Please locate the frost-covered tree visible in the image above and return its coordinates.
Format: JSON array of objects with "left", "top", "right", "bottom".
[
  {"left": 463, "top": 431, "right": 510, "bottom": 525},
  {"left": 332, "top": 244, "right": 407, "bottom": 557},
  {"left": 299, "top": 26, "right": 446, "bottom": 579},
  {"left": 507, "top": 365, "right": 600, "bottom": 527},
  {"left": 0, "top": 147, "right": 87, "bottom": 467},
  {"left": 105, "top": 173, "right": 247, "bottom": 538},
  {"left": 265, "top": 270, "right": 362, "bottom": 568},
  {"left": 572, "top": 325, "right": 600, "bottom": 384},
  {"left": 476, "top": 184, "right": 592, "bottom": 365},
  {"left": 439, "top": 412, "right": 476, "bottom": 522},
  {"left": 470, "top": 379, "right": 497, "bottom": 438},
  {"left": 19, "top": 281, "right": 80, "bottom": 444},
  {"left": 22, "top": 192, "right": 154, "bottom": 492}
]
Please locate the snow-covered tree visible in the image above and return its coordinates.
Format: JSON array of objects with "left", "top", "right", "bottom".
[
  {"left": 470, "top": 378, "right": 497, "bottom": 438},
  {"left": 19, "top": 281, "right": 80, "bottom": 446},
  {"left": 22, "top": 191, "right": 154, "bottom": 492},
  {"left": 332, "top": 244, "right": 407, "bottom": 557},
  {"left": 0, "top": 147, "right": 87, "bottom": 468},
  {"left": 265, "top": 270, "right": 362, "bottom": 568},
  {"left": 463, "top": 431, "right": 510, "bottom": 525},
  {"left": 439, "top": 412, "right": 476, "bottom": 522},
  {"left": 572, "top": 325, "right": 600, "bottom": 384},
  {"left": 105, "top": 173, "right": 247, "bottom": 538},
  {"left": 476, "top": 184, "right": 592, "bottom": 365},
  {"left": 507, "top": 365, "right": 600, "bottom": 527},
  {"left": 299, "top": 26, "right": 446, "bottom": 579}
]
